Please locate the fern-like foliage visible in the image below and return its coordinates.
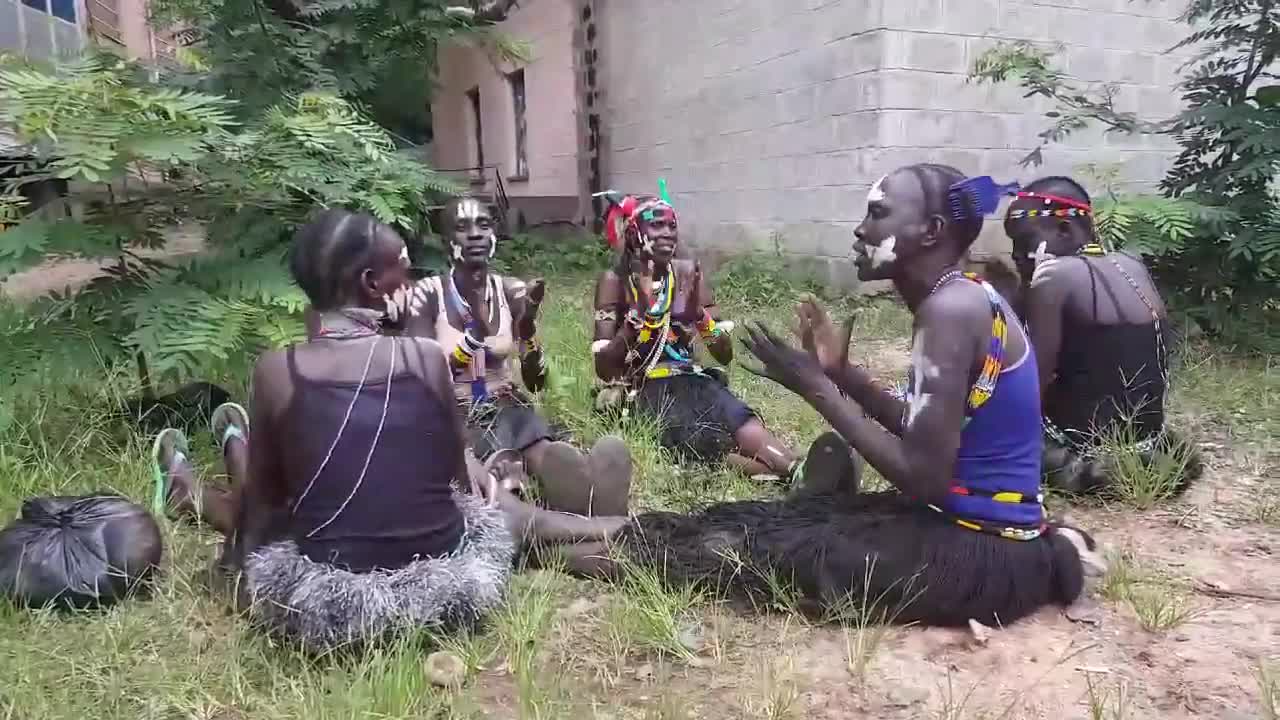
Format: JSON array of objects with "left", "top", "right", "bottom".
[{"left": 0, "top": 54, "right": 458, "bottom": 397}]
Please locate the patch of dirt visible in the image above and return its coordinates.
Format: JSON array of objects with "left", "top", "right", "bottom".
[{"left": 509, "top": 420, "right": 1279, "bottom": 718}]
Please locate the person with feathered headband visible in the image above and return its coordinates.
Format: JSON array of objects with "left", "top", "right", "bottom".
[{"left": 589, "top": 182, "right": 806, "bottom": 482}]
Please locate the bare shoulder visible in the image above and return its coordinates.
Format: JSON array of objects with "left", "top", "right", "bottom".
[
  {"left": 250, "top": 348, "right": 291, "bottom": 411},
  {"left": 596, "top": 268, "right": 624, "bottom": 299},
  {"left": 1112, "top": 250, "right": 1151, "bottom": 277},
  {"left": 672, "top": 258, "right": 697, "bottom": 277},
  {"left": 253, "top": 347, "right": 289, "bottom": 381},
  {"left": 1028, "top": 256, "right": 1081, "bottom": 293},
  {"left": 502, "top": 275, "right": 528, "bottom": 297},
  {"left": 920, "top": 279, "right": 991, "bottom": 327}
]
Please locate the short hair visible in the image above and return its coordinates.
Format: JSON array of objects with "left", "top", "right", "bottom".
[
  {"left": 1022, "top": 176, "right": 1092, "bottom": 205},
  {"left": 289, "top": 208, "right": 385, "bottom": 311},
  {"left": 897, "top": 163, "right": 984, "bottom": 253}
]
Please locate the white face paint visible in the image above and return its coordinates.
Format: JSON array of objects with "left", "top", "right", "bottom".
[
  {"left": 867, "top": 175, "right": 887, "bottom": 204},
  {"left": 456, "top": 198, "right": 484, "bottom": 221},
  {"left": 869, "top": 235, "right": 898, "bottom": 268},
  {"left": 398, "top": 246, "right": 410, "bottom": 268},
  {"left": 904, "top": 328, "right": 940, "bottom": 430},
  {"left": 1030, "top": 256, "right": 1059, "bottom": 289},
  {"left": 450, "top": 198, "right": 493, "bottom": 263},
  {"left": 1030, "top": 240, "right": 1053, "bottom": 266}
]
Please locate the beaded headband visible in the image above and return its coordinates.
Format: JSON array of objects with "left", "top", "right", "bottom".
[{"left": 1007, "top": 191, "right": 1092, "bottom": 219}]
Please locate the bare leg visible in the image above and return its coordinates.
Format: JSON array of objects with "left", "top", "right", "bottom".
[
  {"left": 522, "top": 438, "right": 551, "bottom": 476},
  {"left": 528, "top": 436, "right": 632, "bottom": 517},
  {"left": 726, "top": 452, "right": 772, "bottom": 477},
  {"left": 733, "top": 418, "right": 797, "bottom": 476},
  {"left": 491, "top": 485, "right": 629, "bottom": 545},
  {"left": 544, "top": 541, "right": 620, "bottom": 579}
]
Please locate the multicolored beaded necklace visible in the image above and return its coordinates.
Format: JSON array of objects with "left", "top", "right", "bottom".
[{"left": 445, "top": 270, "right": 502, "bottom": 403}]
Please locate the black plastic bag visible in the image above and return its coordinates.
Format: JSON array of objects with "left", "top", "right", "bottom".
[{"left": 0, "top": 494, "right": 163, "bottom": 609}]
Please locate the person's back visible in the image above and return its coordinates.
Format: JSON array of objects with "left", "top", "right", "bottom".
[
  {"left": 1046, "top": 250, "right": 1166, "bottom": 444},
  {"left": 1005, "top": 177, "right": 1196, "bottom": 497},
  {"left": 280, "top": 335, "right": 464, "bottom": 572},
  {"left": 1004, "top": 178, "right": 1169, "bottom": 447}
]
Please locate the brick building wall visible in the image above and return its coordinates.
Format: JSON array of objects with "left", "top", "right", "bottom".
[{"left": 595, "top": 0, "right": 1191, "bottom": 286}]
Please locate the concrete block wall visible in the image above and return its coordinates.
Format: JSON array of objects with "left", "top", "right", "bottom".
[{"left": 595, "top": 0, "right": 1192, "bottom": 281}]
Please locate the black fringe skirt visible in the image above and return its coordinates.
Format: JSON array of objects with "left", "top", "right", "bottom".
[
  {"left": 633, "top": 373, "right": 756, "bottom": 463},
  {"left": 616, "top": 492, "right": 1084, "bottom": 628}
]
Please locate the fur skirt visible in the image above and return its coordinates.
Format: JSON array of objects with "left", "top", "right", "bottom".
[
  {"left": 616, "top": 492, "right": 1089, "bottom": 628},
  {"left": 243, "top": 493, "right": 514, "bottom": 650}
]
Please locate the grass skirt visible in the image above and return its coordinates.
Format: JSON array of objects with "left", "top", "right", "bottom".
[{"left": 243, "top": 492, "right": 514, "bottom": 650}]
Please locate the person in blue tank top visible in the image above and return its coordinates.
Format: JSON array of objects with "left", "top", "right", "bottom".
[{"left": 606, "top": 164, "right": 1106, "bottom": 627}]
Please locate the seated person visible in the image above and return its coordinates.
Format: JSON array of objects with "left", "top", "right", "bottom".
[
  {"left": 594, "top": 166, "right": 1106, "bottom": 626},
  {"left": 590, "top": 191, "right": 800, "bottom": 480},
  {"left": 1004, "top": 176, "right": 1200, "bottom": 495},
  {"left": 394, "top": 196, "right": 632, "bottom": 513},
  {"left": 150, "top": 209, "right": 627, "bottom": 649}
]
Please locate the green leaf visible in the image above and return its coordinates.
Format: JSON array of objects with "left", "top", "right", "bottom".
[
  {"left": 1254, "top": 85, "right": 1280, "bottom": 106},
  {"left": 0, "top": 219, "right": 49, "bottom": 259}
]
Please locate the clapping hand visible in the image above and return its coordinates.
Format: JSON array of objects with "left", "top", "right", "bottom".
[
  {"left": 739, "top": 321, "right": 832, "bottom": 397},
  {"left": 628, "top": 254, "right": 656, "bottom": 311},
  {"left": 517, "top": 279, "right": 546, "bottom": 339},
  {"left": 383, "top": 278, "right": 435, "bottom": 325},
  {"left": 794, "top": 294, "right": 855, "bottom": 377}
]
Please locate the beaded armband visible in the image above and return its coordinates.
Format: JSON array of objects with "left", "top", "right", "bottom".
[{"left": 453, "top": 328, "right": 487, "bottom": 366}]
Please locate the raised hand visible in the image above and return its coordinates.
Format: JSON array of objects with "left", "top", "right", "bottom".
[
  {"left": 516, "top": 278, "right": 546, "bottom": 340},
  {"left": 739, "top": 321, "right": 831, "bottom": 397},
  {"left": 794, "top": 294, "right": 854, "bottom": 376},
  {"left": 383, "top": 278, "right": 435, "bottom": 325},
  {"left": 464, "top": 282, "right": 492, "bottom": 336},
  {"left": 629, "top": 255, "right": 656, "bottom": 311}
]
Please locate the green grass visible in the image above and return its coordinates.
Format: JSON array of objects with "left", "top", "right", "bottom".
[
  {"left": 0, "top": 250, "right": 1275, "bottom": 718},
  {"left": 1095, "top": 549, "right": 1202, "bottom": 633}
]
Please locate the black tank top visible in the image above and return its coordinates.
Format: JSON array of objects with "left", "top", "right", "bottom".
[
  {"left": 280, "top": 343, "right": 465, "bottom": 572},
  {"left": 1046, "top": 257, "right": 1165, "bottom": 445}
]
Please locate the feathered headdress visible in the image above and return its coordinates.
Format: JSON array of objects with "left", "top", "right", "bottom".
[{"left": 594, "top": 178, "right": 677, "bottom": 251}]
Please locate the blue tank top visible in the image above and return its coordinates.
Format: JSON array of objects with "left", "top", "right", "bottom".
[{"left": 914, "top": 277, "right": 1046, "bottom": 540}]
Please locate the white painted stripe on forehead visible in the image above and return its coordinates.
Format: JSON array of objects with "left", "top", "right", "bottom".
[
  {"left": 867, "top": 175, "right": 887, "bottom": 203},
  {"left": 456, "top": 198, "right": 484, "bottom": 220}
]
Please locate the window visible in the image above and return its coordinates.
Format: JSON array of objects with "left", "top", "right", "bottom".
[
  {"left": 22, "top": 0, "right": 76, "bottom": 24},
  {"left": 466, "top": 87, "right": 484, "bottom": 171},
  {"left": 508, "top": 68, "right": 528, "bottom": 179}
]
